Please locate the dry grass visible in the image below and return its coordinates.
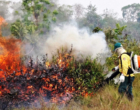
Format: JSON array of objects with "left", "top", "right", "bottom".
[{"left": 14, "top": 74, "right": 140, "bottom": 110}]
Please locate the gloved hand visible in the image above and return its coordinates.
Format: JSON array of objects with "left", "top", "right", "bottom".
[
  {"left": 112, "top": 66, "right": 119, "bottom": 71},
  {"left": 105, "top": 77, "right": 110, "bottom": 84},
  {"left": 119, "top": 74, "right": 125, "bottom": 83}
]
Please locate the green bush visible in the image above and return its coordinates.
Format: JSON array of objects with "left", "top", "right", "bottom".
[{"left": 67, "top": 57, "right": 104, "bottom": 95}]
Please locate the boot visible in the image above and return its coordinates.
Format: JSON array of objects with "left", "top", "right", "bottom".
[{"left": 127, "top": 94, "right": 133, "bottom": 101}]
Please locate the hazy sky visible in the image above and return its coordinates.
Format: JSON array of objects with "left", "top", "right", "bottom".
[{"left": 8, "top": 0, "right": 140, "bottom": 18}]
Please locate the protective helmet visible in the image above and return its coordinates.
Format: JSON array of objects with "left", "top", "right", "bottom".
[{"left": 114, "top": 42, "right": 123, "bottom": 52}]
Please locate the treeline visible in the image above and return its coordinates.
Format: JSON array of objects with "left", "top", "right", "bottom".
[
  {"left": 0, "top": 1, "right": 140, "bottom": 41},
  {"left": 0, "top": 1, "right": 140, "bottom": 54}
]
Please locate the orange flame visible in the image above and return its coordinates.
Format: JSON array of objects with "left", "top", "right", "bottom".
[
  {"left": 0, "top": 38, "right": 85, "bottom": 104},
  {"left": 0, "top": 37, "right": 26, "bottom": 79},
  {"left": 0, "top": 16, "right": 5, "bottom": 26},
  {"left": 45, "top": 61, "right": 50, "bottom": 68}
]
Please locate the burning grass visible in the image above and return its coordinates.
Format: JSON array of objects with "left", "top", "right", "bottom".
[{"left": 0, "top": 37, "right": 104, "bottom": 109}]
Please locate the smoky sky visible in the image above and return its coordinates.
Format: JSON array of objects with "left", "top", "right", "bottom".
[{"left": 8, "top": 0, "right": 140, "bottom": 18}]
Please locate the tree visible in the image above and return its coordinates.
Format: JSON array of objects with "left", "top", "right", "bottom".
[
  {"left": 11, "top": 0, "right": 58, "bottom": 42},
  {"left": 56, "top": 5, "right": 73, "bottom": 23},
  {"left": 121, "top": 3, "right": 140, "bottom": 22},
  {"left": 74, "top": 4, "right": 84, "bottom": 19},
  {"left": 22, "top": 0, "right": 58, "bottom": 32},
  {"left": 102, "top": 9, "right": 118, "bottom": 19},
  {"left": 101, "top": 9, "right": 119, "bottom": 29},
  {"left": 77, "top": 4, "right": 102, "bottom": 32},
  {"left": 11, "top": 20, "right": 28, "bottom": 40},
  {"left": 104, "top": 23, "right": 127, "bottom": 44}
]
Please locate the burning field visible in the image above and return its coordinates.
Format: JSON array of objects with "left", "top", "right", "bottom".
[{"left": 0, "top": 36, "right": 105, "bottom": 109}]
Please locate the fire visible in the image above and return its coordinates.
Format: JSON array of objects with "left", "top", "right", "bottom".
[
  {"left": 45, "top": 61, "right": 50, "bottom": 68},
  {"left": 0, "top": 16, "right": 7, "bottom": 36},
  {"left": 0, "top": 38, "right": 78, "bottom": 108},
  {"left": 27, "top": 86, "right": 33, "bottom": 89},
  {"left": 0, "top": 16, "right": 5, "bottom": 26},
  {"left": 0, "top": 37, "right": 95, "bottom": 109},
  {"left": 0, "top": 37, "right": 26, "bottom": 79},
  {"left": 55, "top": 53, "right": 72, "bottom": 68}
]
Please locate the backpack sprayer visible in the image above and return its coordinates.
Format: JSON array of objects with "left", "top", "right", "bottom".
[{"left": 131, "top": 52, "right": 140, "bottom": 74}]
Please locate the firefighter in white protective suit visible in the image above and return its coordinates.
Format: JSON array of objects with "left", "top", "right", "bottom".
[{"left": 113, "top": 42, "right": 135, "bottom": 101}]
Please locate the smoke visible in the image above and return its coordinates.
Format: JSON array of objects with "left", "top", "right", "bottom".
[{"left": 38, "top": 25, "right": 111, "bottom": 62}]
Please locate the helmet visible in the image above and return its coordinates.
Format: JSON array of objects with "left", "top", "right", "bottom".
[{"left": 114, "top": 42, "right": 122, "bottom": 52}]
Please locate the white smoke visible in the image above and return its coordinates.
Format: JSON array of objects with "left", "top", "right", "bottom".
[{"left": 41, "top": 25, "right": 110, "bottom": 62}]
